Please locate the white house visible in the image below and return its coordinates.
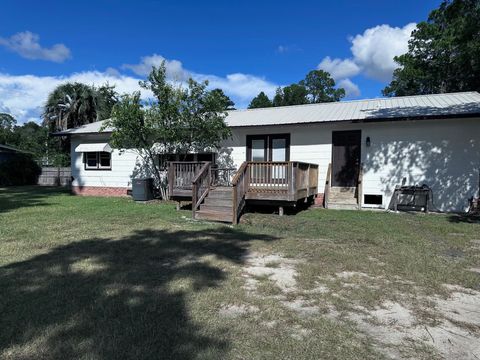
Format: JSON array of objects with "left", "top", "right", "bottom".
[{"left": 57, "top": 92, "right": 480, "bottom": 214}]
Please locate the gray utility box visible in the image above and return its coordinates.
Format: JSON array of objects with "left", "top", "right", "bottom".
[{"left": 132, "top": 178, "right": 154, "bottom": 201}]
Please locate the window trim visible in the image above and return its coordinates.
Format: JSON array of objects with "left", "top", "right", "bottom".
[
  {"left": 159, "top": 152, "right": 217, "bottom": 170},
  {"left": 83, "top": 152, "right": 112, "bottom": 171},
  {"left": 246, "top": 134, "right": 290, "bottom": 162}
]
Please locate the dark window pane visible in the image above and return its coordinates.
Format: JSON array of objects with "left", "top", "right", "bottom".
[
  {"left": 86, "top": 153, "right": 97, "bottom": 168},
  {"left": 197, "top": 153, "right": 215, "bottom": 162},
  {"left": 159, "top": 154, "right": 178, "bottom": 170},
  {"left": 99, "top": 152, "right": 111, "bottom": 168},
  {"left": 183, "top": 154, "right": 195, "bottom": 162}
]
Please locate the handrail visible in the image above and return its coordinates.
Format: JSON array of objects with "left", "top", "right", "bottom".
[
  {"left": 357, "top": 163, "right": 363, "bottom": 209},
  {"left": 232, "top": 161, "right": 249, "bottom": 224},
  {"left": 192, "top": 162, "right": 211, "bottom": 219},
  {"left": 211, "top": 167, "right": 236, "bottom": 187},
  {"left": 324, "top": 163, "right": 332, "bottom": 208},
  {"left": 168, "top": 161, "right": 207, "bottom": 197}
]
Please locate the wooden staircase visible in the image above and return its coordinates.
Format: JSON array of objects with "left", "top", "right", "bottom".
[
  {"left": 169, "top": 160, "right": 319, "bottom": 224},
  {"left": 324, "top": 162, "right": 363, "bottom": 210},
  {"left": 194, "top": 187, "right": 234, "bottom": 222},
  {"left": 327, "top": 187, "right": 359, "bottom": 210}
]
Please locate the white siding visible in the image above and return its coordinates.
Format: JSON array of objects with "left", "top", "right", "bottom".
[
  {"left": 71, "top": 134, "right": 145, "bottom": 189},
  {"left": 224, "top": 118, "right": 480, "bottom": 212},
  {"left": 70, "top": 117, "right": 480, "bottom": 212}
]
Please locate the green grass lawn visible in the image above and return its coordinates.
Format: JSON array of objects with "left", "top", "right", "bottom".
[{"left": 0, "top": 186, "right": 479, "bottom": 359}]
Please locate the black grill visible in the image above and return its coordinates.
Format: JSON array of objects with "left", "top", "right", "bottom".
[{"left": 391, "top": 185, "right": 434, "bottom": 213}]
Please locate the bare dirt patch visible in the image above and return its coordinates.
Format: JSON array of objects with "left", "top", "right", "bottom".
[
  {"left": 242, "top": 251, "right": 480, "bottom": 359},
  {"left": 242, "top": 253, "right": 299, "bottom": 293},
  {"left": 331, "top": 284, "right": 480, "bottom": 359}
]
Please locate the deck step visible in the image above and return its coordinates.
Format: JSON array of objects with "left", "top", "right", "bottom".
[
  {"left": 195, "top": 209, "right": 233, "bottom": 223},
  {"left": 328, "top": 186, "right": 358, "bottom": 209},
  {"left": 330, "top": 187, "right": 356, "bottom": 194},
  {"left": 328, "top": 203, "right": 360, "bottom": 210},
  {"left": 200, "top": 204, "right": 233, "bottom": 213},
  {"left": 207, "top": 189, "right": 233, "bottom": 199},
  {"left": 203, "top": 197, "right": 233, "bottom": 207}
]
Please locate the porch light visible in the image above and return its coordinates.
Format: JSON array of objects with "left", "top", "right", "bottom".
[{"left": 366, "top": 136, "right": 371, "bottom": 147}]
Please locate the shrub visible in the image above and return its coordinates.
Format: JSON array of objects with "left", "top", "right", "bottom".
[{"left": 0, "top": 154, "right": 42, "bottom": 186}]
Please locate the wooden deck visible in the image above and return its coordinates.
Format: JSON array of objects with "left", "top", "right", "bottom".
[{"left": 168, "top": 161, "right": 319, "bottom": 223}]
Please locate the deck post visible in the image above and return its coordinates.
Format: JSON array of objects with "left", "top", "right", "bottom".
[
  {"left": 176, "top": 202, "right": 181, "bottom": 211},
  {"left": 279, "top": 206, "right": 284, "bottom": 216}
]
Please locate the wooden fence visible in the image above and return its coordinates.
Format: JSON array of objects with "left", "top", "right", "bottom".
[{"left": 38, "top": 167, "right": 72, "bottom": 187}]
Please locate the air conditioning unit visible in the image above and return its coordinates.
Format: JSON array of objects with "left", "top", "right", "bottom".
[{"left": 132, "top": 178, "right": 154, "bottom": 201}]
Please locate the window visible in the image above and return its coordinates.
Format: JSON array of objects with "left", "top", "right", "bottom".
[
  {"left": 159, "top": 153, "right": 216, "bottom": 170},
  {"left": 84, "top": 152, "right": 111, "bottom": 170},
  {"left": 246, "top": 134, "right": 290, "bottom": 162},
  {"left": 364, "top": 194, "right": 383, "bottom": 205}
]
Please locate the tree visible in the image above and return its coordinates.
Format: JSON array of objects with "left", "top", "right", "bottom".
[
  {"left": 10, "top": 122, "right": 48, "bottom": 159},
  {"left": 248, "top": 92, "right": 273, "bottom": 109},
  {"left": 104, "top": 63, "right": 231, "bottom": 198},
  {"left": 0, "top": 113, "right": 17, "bottom": 144},
  {"left": 43, "top": 82, "right": 118, "bottom": 132},
  {"left": 249, "top": 70, "right": 345, "bottom": 109},
  {"left": 383, "top": 0, "right": 480, "bottom": 96},
  {"left": 301, "top": 70, "right": 345, "bottom": 102},
  {"left": 209, "top": 88, "right": 236, "bottom": 110},
  {"left": 272, "top": 84, "right": 309, "bottom": 107}
]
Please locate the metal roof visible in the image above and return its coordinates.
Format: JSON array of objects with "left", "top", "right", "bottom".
[
  {"left": 226, "top": 91, "right": 480, "bottom": 127},
  {"left": 54, "top": 91, "right": 480, "bottom": 135}
]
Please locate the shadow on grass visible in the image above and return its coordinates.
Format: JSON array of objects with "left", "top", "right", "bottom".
[
  {"left": 0, "top": 186, "right": 71, "bottom": 214},
  {"left": 447, "top": 213, "right": 480, "bottom": 224},
  {"left": 0, "top": 227, "right": 278, "bottom": 359}
]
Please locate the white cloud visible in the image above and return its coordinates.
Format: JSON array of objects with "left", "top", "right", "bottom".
[
  {"left": 0, "top": 54, "right": 279, "bottom": 123},
  {"left": 0, "top": 31, "right": 71, "bottom": 63},
  {"left": 123, "top": 54, "right": 279, "bottom": 107},
  {"left": 276, "top": 45, "right": 301, "bottom": 54},
  {"left": 350, "top": 23, "right": 416, "bottom": 81},
  {"left": 0, "top": 71, "right": 146, "bottom": 124},
  {"left": 197, "top": 73, "right": 277, "bottom": 104},
  {"left": 317, "top": 23, "right": 416, "bottom": 98},
  {"left": 337, "top": 78, "right": 361, "bottom": 98},
  {"left": 318, "top": 57, "right": 360, "bottom": 80},
  {"left": 122, "top": 54, "right": 189, "bottom": 81}
]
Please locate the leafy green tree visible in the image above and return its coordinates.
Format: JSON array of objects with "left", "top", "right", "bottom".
[
  {"left": 250, "top": 70, "right": 345, "bottom": 109},
  {"left": 10, "top": 122, "right": 48, "bottom": 159},
  {"left": 104, "top": 63, "right": 231, "bottom": 198},
  {"left": 383, "top": 0, "right": 480, "bottom": 96},
  {"left": 301, "top": 70, "right": 345, "bottom": 102},
  {"left": 248, "top": 92, "right": 273, "bottom": 109},
  {"left": 0, "top": 113, "right": 17, "bottom": 145},
  {"left": 209, "top": 88, "right": 236, "bottom": 110},
  {"left": 272, "top": 84, "right": 309, "bottom": 107},
  {"left": 43, "top": 82, "right": 118, "bottom": 132}
]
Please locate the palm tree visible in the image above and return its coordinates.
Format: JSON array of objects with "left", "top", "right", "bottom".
[{"left": 43, "top": 82, "right": 117, "bottom": 132}]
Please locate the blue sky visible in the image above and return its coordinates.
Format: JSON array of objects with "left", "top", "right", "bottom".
[{"left": 0, "top": 0, "right": 440, "bottom": 123}]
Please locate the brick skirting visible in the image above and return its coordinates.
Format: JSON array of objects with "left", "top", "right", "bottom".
[
  {"left": 72, "top": 186, "right": 129, "bottom": 197},
  {"left": 313, "top": 193, "right": 325, "bottom": 207}
]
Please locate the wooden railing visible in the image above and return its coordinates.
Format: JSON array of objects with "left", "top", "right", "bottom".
[
  {"left": 248, "top": 161, "right": 289, "bottom": 191},
  {"left": 168, "top": 162, "right": 208, "bottom": 197},
  {"left": 292, "top": 162, "right": 319, "bottom": 199},
  {"left": 240, "top": 161, "right": 319, "bottom": 202},
  {"left": 192, "top": 162, "right": 211, "bottom": 219},
  {"left": 211, "top": 167, "right": 237, "bottom": 187},
  {"left": 232, "top": 162, "right": 249, "bottom": 224},
  {"left": 324, "top": 163, "right": 332, "bottom": 208},
  {"left": 357, "top": 163, "right": 363, "bottom": 209}
]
